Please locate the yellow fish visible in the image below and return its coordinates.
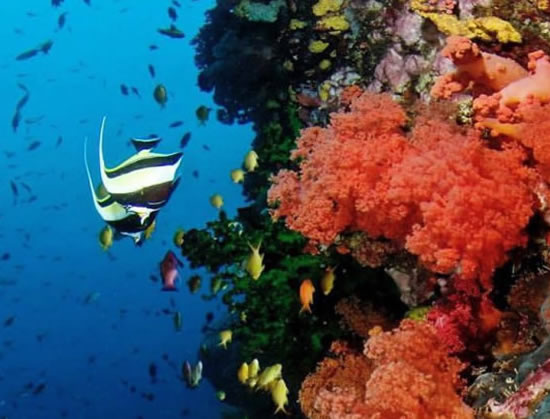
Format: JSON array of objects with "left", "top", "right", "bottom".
[
  {"left": 210, "top": 193, "right": 224, "bottom": 209},
  {"left": 246, "top": 240, "right": 265, "bottom": 280},
  {"left": 173, "top": 228, "right": 185, "bottom": 247},
  {"left": 271, "top": 379, "right": 289, "bottom": 415},
  {"left": 243, "top": 150, "right": 259, "bottom": 172},
  {"left": 247, "top": 376, "right": 259, "bottom": 388},
  {"left": 257, "top": 364, "right": 282, "bottom": 390},
  {"left": 237, "top": 362, "right": 249, "bottom": 384},
  {"left": 99, "top": 225, "right": 113, "bottom": 251},
  {"left": 299, "top": 279, "right": 315, "bottom": 314},
  {"left": 230, "top": 168, "right": 245, "bottom": 183},
  {"left": 144, "top": 220, "right": 156, "bottom": 240},
  {"left": 249, "top": 358, "right": 260, "bottom": 379},
  {"left": 218, "top": 329, "right": 232, "bottom": 349},
  {"left": 320, "top": 267, "right": 336, "bottom": 295}
]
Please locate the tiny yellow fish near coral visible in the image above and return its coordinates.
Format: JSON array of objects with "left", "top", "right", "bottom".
[
  {"left": 237, "top": 362, "right": 249, "bottom": 384},
  {"left": 218, "top": 329, "right": 232, "bottom": 349},
  {"left": 257, "top": 364, "right": 282, "bottom": 390},
  {"left": 299, "top": 279, "right": 315, "bottom": 313},
  {"left": 271, "top": 378, "right": 289, "bottom": 415},
  {"left": 173, "top": 228, "right": 185, "bottom": 247},
  {"left": 249, "top": 358, "right": 260, "bottom": 379},
  {"left": 246, "top": 240, "right": 265, "bottom": 280},
  {"left": 230, "top": 168, "right": 245, "bottom": 183},
  {"left": 320, "top": 266, "right": 336, "bottom": 295},
  {"left": 244, "top": 150, "right": 259, "bottom": 172},
  {"left": 144, "top": 219, "right": 156, "bottom": 240},
  {"left": 210, "top": 193, "right": 224, "bottom": 209}
]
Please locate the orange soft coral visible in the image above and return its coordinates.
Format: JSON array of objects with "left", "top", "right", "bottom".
[
  {"left": 431, "top": 36, "right": 527, "bottom": 99},
  {"left": 474, "top": 51, "right": 550, "bottom": 122},
  {"left": 299, "top": 341, "right": 374, "bottom": 419},
  {"left": 301, "top": 320, "right": 473, "bottom": 419},
  {"left": 268, "top": 92, "right": 536, "bottom": 288}
]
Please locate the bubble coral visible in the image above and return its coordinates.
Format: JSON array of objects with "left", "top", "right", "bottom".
[
  {"left": 300, "top": 320, "right": 473, "bottom": 418},
  {"left": 268, "top": 92, "right": 536, "bottom": 287}
]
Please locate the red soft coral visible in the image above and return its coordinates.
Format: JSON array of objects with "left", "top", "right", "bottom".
[
  {"left": 301, "top": 320, "right": 473, "bottom": 419},
  {"left": 268, "top": 92, "right": 536, "bottom": 289},
  {"left": 428, "top": 293, "right": 502, "bottom": 353}
]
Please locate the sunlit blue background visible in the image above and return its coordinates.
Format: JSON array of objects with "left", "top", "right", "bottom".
[{"left": 0, "top": 1, "right": 253, "bottom": 417}]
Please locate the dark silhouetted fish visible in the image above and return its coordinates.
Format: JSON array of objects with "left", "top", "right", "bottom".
[
  {"left": 32, "top": 382, "right": 46, "bottom": 395},
  {"left": 192, "top": 170, "right": 199, "bottom": 178},
  {"left": 148, "top": 362, "right": 157, "bottom": 383},
  {"left": 148, "top": 64, "right": 155, "bottom": 78},
  {"left": 57, "top": 12, "right": 67, "bottom": 30},
  {"left": 157, "top": 24, "right": 184, "bottom": 39},
  {"left": 169, "top": 120, "right": 183, "bottom": 128},
  {"left": 16, "top": 49, "right": 38, "bottom": 61},
  {"left": 56, "top": 136, "right": 63, "bottom": 147},
  {"left": 27, "top": 141, "right": 41, "bottom": 151},
  {"left": 202, "top": 144, "right": 210, "bottom": 151},
  {"left": 120, "top": 84, "right": 129, "bottom": 96},
  {"left": 180, "top": 132, "right": 191, "bottom": 149},
  {"left": 173, "top": 0, "right": 182, "bottom": 6},
  {"left": 20, "top": 183, "right": 32, "bottom": 194},
  {"left": 83, "top": 0, "right": 91, "bottom": 5},
  {"left": 141, "top": 392, "right": 155, "bottom": 401},
  {"left": 3, "top": 316, "right": 15, "bottom": 327},
  {"left": 52, "top": 0, "right": 64, "bottom": 6},
  {"left": 168, "top": 7, "right": 178, "bottom": 21},
  {"left": 12, "top": 83, "right": 29, "bottom": 132},
  {"left": 149, "top": 44, "right": 158, "bottom": 50},
  {"left": 16, "top": 41, "right": 53, "bottom": 61},
  {"left": 131, "top": 87, "right": 140, "bottom": 97},
  {"left": 1, "top": 253, "right": 10, "bottom": 261},
  {"left": 11, "top": 111, "right": 21, "bottom": 132},
  {"left": 10, "top": 181, "right": 18, "bottom": 204}
]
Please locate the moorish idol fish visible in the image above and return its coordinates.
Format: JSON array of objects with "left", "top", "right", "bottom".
[
  {"left": 84, "top": 137, "right": 157, "bottom": 244},
  {"left": 98, "top": 117, "right": 183, "bottom": 206},
  {"left": 85, "top": 117, "right": 181, "bottom": 245}
]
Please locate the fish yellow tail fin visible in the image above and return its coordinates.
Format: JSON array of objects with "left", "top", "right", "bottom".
[
  {"left": 247, "top": 238, "right": 262, "bottom": 253},
  {"left": 274, "top": 406, "right": 290, "bottom": 415}
]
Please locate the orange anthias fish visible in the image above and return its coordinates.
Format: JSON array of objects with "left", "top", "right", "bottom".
[
  {"left": 299, "top": 279, "right": 315, "bottom": 314},
  {"left": 160, "top": 251, "right": 183, "bottom": 291}
]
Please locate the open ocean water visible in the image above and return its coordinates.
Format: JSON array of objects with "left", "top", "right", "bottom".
[{"left": 0, "top": 1, "right": 253, "bottom": 418}]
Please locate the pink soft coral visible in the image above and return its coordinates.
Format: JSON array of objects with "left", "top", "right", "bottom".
[
  {"left": 301, "top": 320, "right": 473, "bottom": 419},
  {"left": 268, "top": 92, "right": 536, "bottom": 287}
]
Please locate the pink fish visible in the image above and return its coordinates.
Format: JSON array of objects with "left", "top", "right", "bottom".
[{"left": 160, "top": 251, "right": 182, "bottom": 291}]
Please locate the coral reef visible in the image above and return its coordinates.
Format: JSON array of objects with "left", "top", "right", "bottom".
[
  {"left": 188, "top": 0, "right": 550, "bottom": 416},
  {"left": 268, "top": 92, "right": 537, "bottom": 288},
  {"left": 300, "top": 320, "right": 473, "bottom": 418}
]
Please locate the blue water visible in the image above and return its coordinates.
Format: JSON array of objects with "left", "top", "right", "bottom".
[{"left": 0, "top": 1, "right": 253, "bottom": 418}]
